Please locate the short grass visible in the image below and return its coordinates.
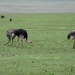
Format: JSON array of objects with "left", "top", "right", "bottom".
[{"left": 0, "top": 13, "right": 75, "bottom": 75}]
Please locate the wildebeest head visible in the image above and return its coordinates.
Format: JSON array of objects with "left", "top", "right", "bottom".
[
  {"left": 67, "top": 34, "right": 71, "bottom": 40},
  {"left": 67, "top": 30, "right": 75, "bottom": 40}
]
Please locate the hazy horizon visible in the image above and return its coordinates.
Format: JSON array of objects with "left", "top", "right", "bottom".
[{"left": 0, "top": 0, "right": 75, "bottom": 13}]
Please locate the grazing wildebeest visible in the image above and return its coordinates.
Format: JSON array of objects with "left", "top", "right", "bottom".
[
  {"left": 1, "top": 15, "right": 5, "bottom": 18},
  {"left": 67, "top": 30, "right": 75, "bottom": 49},
  {"left": 13, "top": 29, "right": 32, "bottom": 48},
  {"left": 4, "top": 29, "right": 32, "bottom": 48},
  {"left": 67, "top": 30, "right": 75, "bottom": 40},
  {"left": 9, "top": 18, "right": 12, "bottom": 21},
  {"left": 4, "top": 29, "right": 16, "bottom": 45}
]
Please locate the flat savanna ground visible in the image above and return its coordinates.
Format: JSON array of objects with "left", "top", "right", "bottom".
[{"left": 0, "top": 13, "right": 75, "bottom": 75}]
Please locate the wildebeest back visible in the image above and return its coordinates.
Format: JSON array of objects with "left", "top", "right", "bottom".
[{"left": 14, "top": 29, "right": 28, "bottom": 40}]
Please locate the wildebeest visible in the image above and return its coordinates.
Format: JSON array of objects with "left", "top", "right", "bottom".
[
  {"left": 9, "top": 18, "right": 12, "bottom": 21},
  {"left": 67, "top": 30, "right": 75, "bottom": 49},
  {"left": 4, "top": 29, "right": 32, "bottom": 48},
  {"left": 1, "top": 15, "right": 5, "bottom": 18}
]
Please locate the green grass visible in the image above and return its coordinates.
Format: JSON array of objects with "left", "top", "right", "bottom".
[{"left": 0, "top": 13, "right": 75, "bottom": 75}]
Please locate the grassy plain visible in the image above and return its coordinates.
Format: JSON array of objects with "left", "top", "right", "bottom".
[{"left": 0, "top": 13, "right": 75, "bottom": 75}]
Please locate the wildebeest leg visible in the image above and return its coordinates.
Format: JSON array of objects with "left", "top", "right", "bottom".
[
  {"left": 11, "top": 35, "right": 16, "bottom": 45},
  {"left": 5, "top": 34, "right": 15, "bottom": 45},
  {"left": 4, "top": 35, "right": 11, "bottom": 45},
  {"left": 73, "top": 40, "right": 75, "bottom": 49},
  {"left": 16, "top": 36, "right": 20, "bottom": 47},
  {"left": 4, "top": 39, "right": 10, "bottom": 45},
  {"left": 21, "top": 37, "right": 24, "bottom": 48},
  {"left": 72, "top": 36, "right": 75, "bottom": 40},
  {"left": 11, "top": 38, "right": 14, "bottom": 45}
]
